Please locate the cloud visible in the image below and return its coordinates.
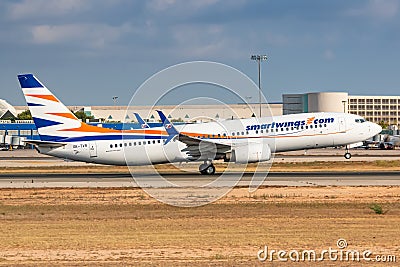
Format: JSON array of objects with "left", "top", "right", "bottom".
[
  {"left": 345, "top": 0, "right": 399, "bottom": 20},
  {"left": 323, "top": 49, "right": 335, "bottom": 60},
  {"left": 146, "top": 0, "right": 221, "bottom": 12},
  {"left": 31, "top": 23, "right": 132, "bottom": 48},
  {"left": 170, "top": 24, "right": 228, "bottom": 57},
  {"left": 8, "top": 0, "right": 88, "bottom": 19}
]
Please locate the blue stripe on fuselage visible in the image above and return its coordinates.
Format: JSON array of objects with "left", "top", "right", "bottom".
[{"left": 44, "top": 134, "right": 168, "bottom": 142}]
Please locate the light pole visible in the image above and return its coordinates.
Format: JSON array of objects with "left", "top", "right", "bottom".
[
  {"left": 251, "top": 54, "right": 267, "bottom": 117},
  {"left": 112, "top": 96, "right": 118, "bottom": 106},
  {"left": 342, "top": 100, "right": 347, "bottom": 113}
]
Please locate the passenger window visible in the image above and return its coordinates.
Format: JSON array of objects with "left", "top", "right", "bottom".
[
  {"left": 129, "top": 142, "right": 132, "bottom": 146},
  {"left": 261, "top": 130, "right": 263, "bottom": 133},
  {"left": 246, "top": 131, "right": 249, "bottom": 135},
  {"left": 241, "top": 131, "right": 244, "bottom": 135},
  {"left": 286, "top": 127, "right": 289, "bottom": 131},
  {"left": 110, "top": 144, "right": 113, "bottom": 148},
  {"left": 138, "top": 142, "right": 141, "bottom": 145},
  {"left": 306, "top": 126, "right": 308, "bottom": 129},
  {"left": 153, "top": 140, "right": 155, "bottom": 144},
  {"left": 301, "top": 126, "right": 304, "bottom": 129},
  {"left": 255, "top": 130, "right": 258, "bottom": 134},
  {"left": 148, "top": 141, "right": 151, "bottom": 144},
  {"left": 120, "top": 143, "right": 122, "bottom": 147},
  {"left": 232, "top": 132, "right": 235, "bottom": 136},
  {"left": 158, "top": 140, "right": 161, "bottom": 143},
  {"left": 124, "top": 143, "right": 127, "bottom": 147}
]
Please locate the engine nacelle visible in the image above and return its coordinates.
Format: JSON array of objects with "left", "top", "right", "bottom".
[{"left": 231, "top": 142, "right": 271, "bottom": 163}]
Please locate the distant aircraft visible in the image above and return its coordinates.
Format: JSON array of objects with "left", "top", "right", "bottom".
[
  {"left": 17, "top": 74, "right": 382, "bottom": 174},
  {"left": 133, "top": 113, "right": 150, "bottom": 129}
]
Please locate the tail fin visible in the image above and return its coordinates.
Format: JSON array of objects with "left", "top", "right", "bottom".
[
  {"left": 17, "top": 74, "right": 116, "bottom": 141},
  {"left": 156, "top": 110, "right": 179, "bottom": 144},
  {"left": 133, "top": 113, "right": 150, "bottom": 129}
]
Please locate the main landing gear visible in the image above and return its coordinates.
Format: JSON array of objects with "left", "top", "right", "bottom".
[
  {"left": 344, "top": 145, "right": 352, "bottom": 160},
  {"left": 199, "top": 160, "right": 215, "bottom": 175}
]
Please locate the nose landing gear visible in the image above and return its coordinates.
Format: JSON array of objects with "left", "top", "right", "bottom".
[{"left": 199, "top": 161, "right": 216, "bottom": 175}]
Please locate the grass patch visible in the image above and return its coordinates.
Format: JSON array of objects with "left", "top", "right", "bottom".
[{"left": 370, "top": 203, "right": 386, "bottom": 215}]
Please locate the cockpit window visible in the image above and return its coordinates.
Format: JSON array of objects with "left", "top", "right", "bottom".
[{"left": 355, "top": 118, "right": 366, "bottom": 123}]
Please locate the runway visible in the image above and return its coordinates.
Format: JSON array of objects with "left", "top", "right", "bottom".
[{"left": 1, "top": 171, "right": 400, "bottom": 188}]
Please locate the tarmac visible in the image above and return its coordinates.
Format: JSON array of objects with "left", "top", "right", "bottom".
[
  {"left": 0, "top": 148, "right": 399, "bottom": 188},
  {"left": 1, "top": 171, "right": 400, "bottom": 188}
]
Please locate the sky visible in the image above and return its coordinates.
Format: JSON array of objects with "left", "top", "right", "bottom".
[{"left": 1, "top": 0, "right": 400, "bottom": 106}]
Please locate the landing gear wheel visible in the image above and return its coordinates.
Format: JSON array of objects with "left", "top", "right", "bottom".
[
  {"left": 343, "top": 145, "right": 351, "bottom": 160},
  {"left": 344, "top": 152, "right": 351, "bottom": 160},
  {"left": 199, "top": 163, "right": 215, "bottom": 175}
]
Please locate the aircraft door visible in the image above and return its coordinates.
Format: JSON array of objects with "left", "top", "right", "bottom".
[
  {"left": 89, "top": 141, "right": 97, "bottom": 157},
  {"left": 338, "top": 117, "right": 346, "bottom": 132}
]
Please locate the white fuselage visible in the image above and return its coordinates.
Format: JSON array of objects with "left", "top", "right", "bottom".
[{"left": 38, "top": 112, "right": 382, "bottom": 166}]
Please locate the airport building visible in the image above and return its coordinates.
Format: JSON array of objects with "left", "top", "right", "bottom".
[
  {"left": 14, "top": 103, "right": 283, "bottom": 123},
  {"left": 2, "top": 92, "right": 400, "bottom": 148},
  {"left": 0, "top": 99, "right": 17, "bottom": 120},
  {"left": 283, "top": 92, "right": 400, "bottom": 126}
]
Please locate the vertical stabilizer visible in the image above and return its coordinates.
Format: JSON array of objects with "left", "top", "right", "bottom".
[{"left": 17, "top": 74, "right": 84, "bottom": 141}]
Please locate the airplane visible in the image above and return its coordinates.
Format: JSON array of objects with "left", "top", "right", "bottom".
[
  {"left": 17, "top": 73, "right": 382, "bottom": 175},
  {"left": 133, "top": 113, "right": 150, "bottom": 129}
]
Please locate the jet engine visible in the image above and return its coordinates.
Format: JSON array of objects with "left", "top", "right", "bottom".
[{"left": 231, "top": 142, "right": 271, "bottom": 163}]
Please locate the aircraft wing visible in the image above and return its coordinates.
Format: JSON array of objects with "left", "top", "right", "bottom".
[
  {"left": 177, "top": 134, "right": 231, "bottom": 160},
  {"left": 156, "top": 110, "right": 231, "bottom": 160}
]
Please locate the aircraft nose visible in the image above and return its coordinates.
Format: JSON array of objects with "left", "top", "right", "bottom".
[{"left": 370, "top": 122, "right": 382, "bottom": 135}]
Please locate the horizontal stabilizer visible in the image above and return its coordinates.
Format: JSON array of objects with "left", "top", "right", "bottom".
[{"left": 24, "top": 139, "right": 67, "bottom": 148}]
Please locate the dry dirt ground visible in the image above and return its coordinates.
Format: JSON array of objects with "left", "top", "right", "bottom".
[{"left": 0, "top": 186, "right": 399, "bottom": 266}]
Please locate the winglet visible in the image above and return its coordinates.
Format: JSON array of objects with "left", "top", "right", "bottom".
[
  {"left": 133, "top": 113, "right": 150, "bottom": 129},
  {"left": 156, "top": 110, "right": 179, "bottom": 144}
]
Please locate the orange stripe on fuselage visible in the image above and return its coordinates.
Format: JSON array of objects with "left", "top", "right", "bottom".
[
  {"left": 26, "top": 94, "right": 59, "bottom": 102},
  {"left": 60, "top": 124, "right": 170, "bottom": 135},
  {"left": 124, "top": 129, "right": 167, "bottom": 135},
  {"left": 61, "top": 123, "right": 121, "bottom": 133},
  {"left": 47, "top": 112, "right": 78, "bottom": 120}
]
